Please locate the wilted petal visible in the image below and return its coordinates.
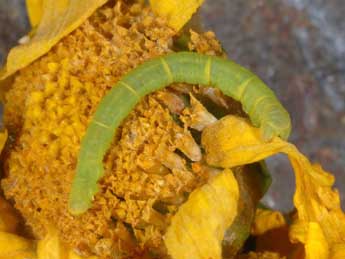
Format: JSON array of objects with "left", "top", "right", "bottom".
[
  {"left": 290, "top": 221, "right": 329, "bottom": 259},
  {"left": 0, "top": 231, "right": 34, "bottom": 256},
  {"left": 150, "top": 0, "right": 204, "bottom": 31},
  {"left": 26, "top": 0, "right": 43, "bottom": 27},
  {"left": 165, "top": 168, "right": 239, "bottom": 259},
  {"left": 37, "top": 226, "right": 68, "bottom": 259},
  {"left": 251, "top": 209, "right": 286, "bottom": 236}
]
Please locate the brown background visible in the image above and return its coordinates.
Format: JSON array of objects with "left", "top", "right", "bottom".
[{"left": 1, "top": 0, "right": 344, "bottom": 211}]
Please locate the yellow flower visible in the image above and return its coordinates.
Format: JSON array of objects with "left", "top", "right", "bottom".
[
  {"left": 0, "top": 0, "right": 344, "bottom": 258},
  {"left": 0, "top": 231, "right": 36, "bottom": 258},
  {"left": 26, "top": 0, "right": 43, "bottom": 27}
]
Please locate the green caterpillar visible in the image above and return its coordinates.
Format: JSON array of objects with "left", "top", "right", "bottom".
[{"left": 68, "top": 52, "right": 291, "bottom": 215}]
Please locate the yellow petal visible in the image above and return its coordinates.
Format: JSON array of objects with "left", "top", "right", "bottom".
[
  {"left": 0, "top": 231, "right": 34, "bottom": 256},
  {"left": 290, "top": 221, "right": 329, "bottom": 259},
  {"left": 165, "top": 168, "right": 239, "bottom": 259},
  {"left": 202, "top": 116, "right": 287, "bottom": 168},
  {"left": 0, "top": 250, "right": 37, "bottom": 259},
  {"left": 0, "top": 0, "right": 107, "bottom": 80},
  {"left": 26, "top": 0, "right": 44, "bottom": 27},
  {"left": 150, "top": 0, "right": 204, "bottom": 31},
  {"left": 304, "top": 224, "right": 329, "bottom": 259},
  {"left": 251, "top": 208, "right": 286, "bottom": 236},
  {"left": 37, "top": 226, "right": 68, "bottom": 259},
  {"left": 202, "top": 115, "right": 345, "bottom": 257}
]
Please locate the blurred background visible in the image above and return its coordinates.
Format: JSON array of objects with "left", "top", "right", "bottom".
[{"left": 0, "top": 0, "right": 344, "bottom": 211}]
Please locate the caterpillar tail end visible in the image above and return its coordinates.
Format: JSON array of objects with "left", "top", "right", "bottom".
[
  {"left": 261, "top": 125, "right": 276, "bottom": 142},
  {"left": 68, "top": 196, "right": 92, "bottom": 216},
  {"left": 68, "top": 185, "right": 95, "bottom": 216}
]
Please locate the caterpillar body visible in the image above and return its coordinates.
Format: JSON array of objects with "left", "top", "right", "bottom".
[{"left": 68, "top": 52, "right": 291, "bottom": 215}]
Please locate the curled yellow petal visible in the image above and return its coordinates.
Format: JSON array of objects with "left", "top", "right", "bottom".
[
  {"left": 251, "top": 209, "right": 286, "bottom": 236},
  {"left": 150, "top": 0, "right": 204, "bottom": 31},
  {"left": 0, "top": 231, "right": 34, "bottom": 256},
  {"left": 26, "top": 0, "right": 43, "bottom": 27},
  {"left": 0, "top": 250, "right": 37, "bottom": 259},
  {"left": 0, "top": 0, "right": 107, "bottom": 80},
  {"left": 304, "top": 222, "right": 329, "bottom": 259},
  {"left": 202, "top": 116, "right": 287, "bottom": 168},
  {"left": 37, "top": 226, "right": 68, "bottom": 259},
  {"left": 202, "top": 115, "right": 345, "bottom": 257},
  {"left": 165, "top": 168, "right": 239, "bottom": 259},
  {"left": 290, "top": 221, "right": 329, "bottom": 259}
]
